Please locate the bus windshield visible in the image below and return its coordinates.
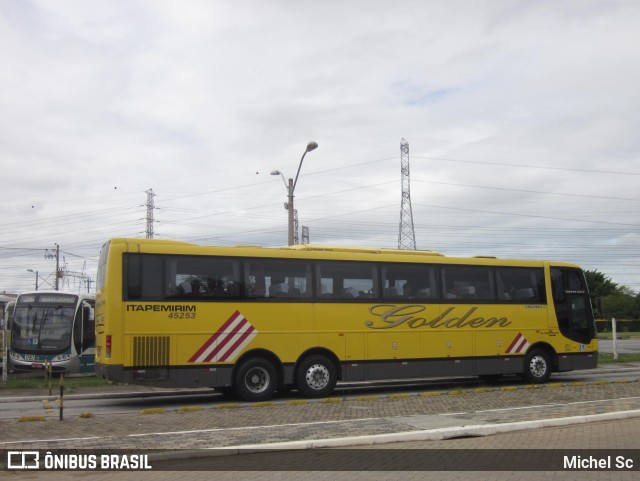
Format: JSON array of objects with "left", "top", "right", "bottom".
[{"left": 12, "top": 304, "right": 76, "bottom": 352}]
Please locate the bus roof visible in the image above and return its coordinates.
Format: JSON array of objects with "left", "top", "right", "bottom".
[
  {"left": 287, "top": 244, "right": 444, "bottom": 256},
  {"left": 108, "top": 238, "right": 445, "bottom": 257},
  {"left": 105, "top": 237, "right": 585, "bottom": 270},
  {"left": 15, "top": 291, "right": 95, "bottom": 301}
]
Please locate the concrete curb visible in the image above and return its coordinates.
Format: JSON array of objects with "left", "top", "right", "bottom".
[
  {"left": 218, "top": 409, "right": 640, "bottom": 452},
  {"left": 140, "top": 408, "right": 640, "bottom": 464}
]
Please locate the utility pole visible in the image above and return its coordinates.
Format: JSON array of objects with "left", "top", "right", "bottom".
[
  {"left": 398, "top": 138, "right": 417, "bottom": 250},
  {"left": 287, "top": 178, "right": 295, "bottom": 246},
  {"left": 301, "top": 226, "right": 310, "bottom": 244},
  {"left": 45, "top": 245, "right": 61, "bottom": 290}
]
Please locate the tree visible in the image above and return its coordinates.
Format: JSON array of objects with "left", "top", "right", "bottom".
[
  {"left": 584, "top": 270, "right": 618, "bottom": 296},
  {"left": 602, "top": 287, "right": 637, "bottom": 320}
]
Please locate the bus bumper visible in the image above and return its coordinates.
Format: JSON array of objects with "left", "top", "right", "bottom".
[{"left": 556, "top": 352, "right": 599, "bottom": 372}]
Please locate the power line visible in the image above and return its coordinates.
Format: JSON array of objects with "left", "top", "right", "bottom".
[
  {"left": 413, "top": 155, "right": 640, "bottom": 176},
  {"left": 413, "top": 179, "right": 640, "bottom": 202}
]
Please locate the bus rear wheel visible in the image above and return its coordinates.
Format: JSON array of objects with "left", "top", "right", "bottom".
[
  {"left": 296, "top": 355, "right": 337, "bottom": 398},
  {"left": 523, "top": 349, "right": 551, "bottom": 384},
  {"left": 234, "top": 358, "right": 277, "bottom": 402}
]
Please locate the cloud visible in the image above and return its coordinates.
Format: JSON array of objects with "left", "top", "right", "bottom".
[{"left": 1, "top": 0, "right": 639, "bottom": 293}]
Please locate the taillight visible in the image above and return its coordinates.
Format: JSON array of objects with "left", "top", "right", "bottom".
[{"left": 106, "top": 335, "right": 112, "bottom": 358}]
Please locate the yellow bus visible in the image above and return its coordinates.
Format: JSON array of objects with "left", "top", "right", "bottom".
[{"left": 95, "top": 238, "right": 598, "bottom": 401}]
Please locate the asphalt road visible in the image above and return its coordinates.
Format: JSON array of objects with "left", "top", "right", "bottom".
[
  {"left": 599, "top": 339, "right": 640, "bottom": 354},
  {"left": 1, "top": 364, "right": 639, "bottom": 420}
]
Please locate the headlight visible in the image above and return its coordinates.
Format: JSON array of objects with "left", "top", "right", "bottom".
[{"left": 52, "top": 353, "right": 73, "bottom": 362}]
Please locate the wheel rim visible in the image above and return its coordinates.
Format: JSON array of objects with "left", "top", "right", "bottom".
[
  {"left": 305, "top": 363, "right": 330, "bottom": 390},
  {"left": 529, "top": 355, "right": 547, "bottom": 378},
  {"left": 244, "top": 366, "right": 270, "bottom": 394}
]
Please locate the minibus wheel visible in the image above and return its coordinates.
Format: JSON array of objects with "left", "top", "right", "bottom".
[
  {"left": 523, "top": 349, "right": 551, "bottom": 384},
  {"left": 296, "top": 355, "right": 337, "bottom": 398},
  {"left": 234, "top": 358, "right": 277, "bottom": 402}
]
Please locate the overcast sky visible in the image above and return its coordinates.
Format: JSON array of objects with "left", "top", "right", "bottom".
[{"left": 1, "top": 0, "right": 639, "bottom": 295}]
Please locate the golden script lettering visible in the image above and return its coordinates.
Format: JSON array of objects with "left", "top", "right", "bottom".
[{"left": 364, "top": 304, "right": 510, "bottom": 330}]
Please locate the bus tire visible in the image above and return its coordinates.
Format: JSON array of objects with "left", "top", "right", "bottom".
[
  {"left": 296, "top": 355, "right": 337, "bottom": 398},
  {"left": 234, "top": 358, "right": 277, "bottom": 402},
  {"left": 523, "top": 349, "right": 551, "bottom": 384}
]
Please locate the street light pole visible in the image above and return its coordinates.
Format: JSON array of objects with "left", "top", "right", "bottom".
[
  {"left": 287, "top": 177, "right": 296, "bottom": 246},
  {"left": 289, "top": 141, "right": 318, "bottom": 246},
  {"left": 27, "top": 269, "right": 39, "bottom": 291},
  {"left": 272, "top": 142, "right": 318, "bottom": 246}
]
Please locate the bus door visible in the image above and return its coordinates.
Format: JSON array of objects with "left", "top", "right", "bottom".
[
  {"left": 551, "top": 267, "right": 596, "bottom": 345},
  {"left": 73, "top": 301, "right": 96, "bottom": 373}
]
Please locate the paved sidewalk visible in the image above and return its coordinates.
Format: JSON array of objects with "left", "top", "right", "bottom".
[
  {"left": 2, "top": 368, "right": 640, "bottom": 480},
  {"left": 1, "top": 375, "right": 639, "bottom": 452},
  {"left": 4, "top": 418, "right": 640, "bottom": 480}
]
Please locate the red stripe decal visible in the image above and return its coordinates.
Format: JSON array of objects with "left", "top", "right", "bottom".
[
  {"left": 506, "top": 333, "right": 523, "bottom": 353},
  {"left": 216, "top": 325, "right": 256, "bottom": 363},
  {"left": 203, "top": 317, "right": 250, "bottom": 362},
  {"left": 187, "top": 310, "right": 243, "bottom": 363}
]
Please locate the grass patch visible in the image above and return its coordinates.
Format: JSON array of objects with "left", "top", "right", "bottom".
[
  {"left": 597, "top": 332, "right": 640, "bottom": 340},
  {"left": 598, "top": 353, "right": 640, "bottom": 364}
]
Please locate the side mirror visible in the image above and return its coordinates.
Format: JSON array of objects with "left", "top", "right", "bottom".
[{"left": 82, "top": 302, "right": 95, "bottom": 322}]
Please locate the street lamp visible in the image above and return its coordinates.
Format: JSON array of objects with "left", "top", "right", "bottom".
[
  {"left": 27, "top": 269, "right": 38, "bottom": 291},
  {"left": 271, "top": 141, "right": 318, "bottom": 246}
]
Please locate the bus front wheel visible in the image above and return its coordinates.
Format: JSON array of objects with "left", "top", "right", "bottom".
[
  {"left": 296, "top": 355, "right": 337, "bottom": 398},
  {"left": 234, "top": 358, "right": 277, "bottom": 402},
  {"left": 523, "top": 349, "right": 551, "bottom": 384}
]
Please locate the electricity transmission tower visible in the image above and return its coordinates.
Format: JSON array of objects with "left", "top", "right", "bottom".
[
  {"left": 61, "top": 260, "right": 92, "bottom": 292},
  {"left": 398, "top": 138, "right": 417, "bottom": 250},
  {"left": 293, "top": 209, "right": 300, "bottom": 245},
  {"left": 145, "top": 189, "right": 156, "bottom": 239}
]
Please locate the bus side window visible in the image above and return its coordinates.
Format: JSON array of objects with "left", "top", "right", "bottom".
[
  {"left": 495, "top": 268, "right": 545, "bottom": 303},
  {"left": 317, "top": 262, "right": 377, "bottom": 300},
  {"left": 244, "top": 260, "right": 312, "bottom": 299},
  {"left": 124, "top": 254, "right": 142, "bottom": 299},
  {"left": 160, "top": 256, "right": 241, "bottom": 301},
  {"left": 124, "top": 254, "right": 163, "bottom": 301},
  {"left": 382, "top": 264, "right": 437, "bottom": 300},
  {"left": 551, "top": 269, "right": 565, "bottom": 303},
  {"left": 441, "top": 266, "right": 495, "bottom": 301}
]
